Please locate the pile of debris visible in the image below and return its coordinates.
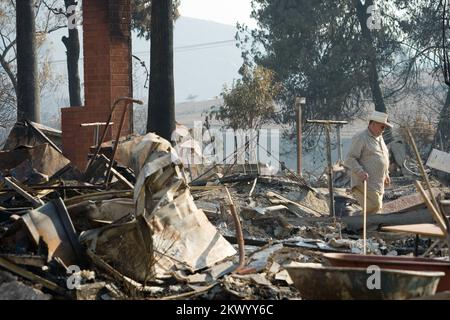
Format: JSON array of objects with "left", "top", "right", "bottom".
[{"left": 1, "top": 121, "right": 450, "bottom": 300}]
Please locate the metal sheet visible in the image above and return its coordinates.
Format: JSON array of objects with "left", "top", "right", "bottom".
[
  {"left": 81, "top": 132, "right": 236, "bottom": 281},
  {"left": 20, "top": 198, "right": 84, "bottom": 266},
  {"left": 151, "top": 189, "right": 237, "bottom": 272},
  {"left": 426, "top": 149, "right": 450, "bottom": 173},
  {"left": 0, "top": 144, "right": 70, "bottom": 179}
]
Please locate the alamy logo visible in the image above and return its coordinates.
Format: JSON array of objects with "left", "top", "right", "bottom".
[
  {"left": 66, "top": 265, "right": 81, "bottom": 289},
  {"left": 67, "top": 5, "right": 82, "bottom": 30},
  {"left": 366, "top": 4, "right": 382, "bottom": 31},
  {"left": 366, "top": 265, "right": 381, "bottom": 290},
  {"left": 171, "top": 121, "right": 280, "bottom": 172}
]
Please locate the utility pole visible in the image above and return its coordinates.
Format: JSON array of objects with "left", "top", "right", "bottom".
[{"left": 295, "top": 97, "right": 306, "bottom": 176}]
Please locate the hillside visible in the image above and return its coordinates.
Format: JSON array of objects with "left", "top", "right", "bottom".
[{"left": 40, "top": 16, "right": 244, "bottom": 128}]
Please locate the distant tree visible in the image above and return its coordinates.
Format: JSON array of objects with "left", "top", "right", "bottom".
[
  {"left": 131, "top": 0, "right": 180, "bottom": 40},
  {"left": 211, "top": 65, "right": 281, "bottom": 131},
  {"left": 387, "top": 0, "right": 450, "bottom": 152},
  {"left": 37, "top": 0, "right": 180, "bottom": 109},
  {"left": 430, "top": 0, "right": 450, "bottom": 151},
  {"left": 239, "top": 0, "right": 403, "bottom": 145},
  {"left": 62, "top": 0, "right": 81, "bottom": 106},
  {"left": 16, "top": 0, "right": 40, "bottom": 122},
  {"left": 146, "top": 0, "right": 175, "bottom": 140},
  {"left": 353, "top": 0, "right": 387, "bottom": 113},
  {"left": 0, "top": 1, "right": 18, "bottom": 131},
  {"left": 42, "top": 0, "right": 82, "bottom": 107},
  {"left": 0, "top": 0, "right": 63, "bottom": 136}
]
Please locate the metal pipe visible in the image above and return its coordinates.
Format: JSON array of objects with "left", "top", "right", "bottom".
[
  {"left": 363, "top": 180, "right": 367, "bottom": 255},
  {"left": 84, "top": 97, "right": 143, "bottom": 174},
  {"left": 84, "top": 100, "right": 121, "bottom": 173}
]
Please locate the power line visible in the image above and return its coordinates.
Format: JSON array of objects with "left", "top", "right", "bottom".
[
  {"left": 118, "top": 39, "right": 236, "bottom": 56},
  {"left": 176, "top": 39, "right": 235, "bottom": 50},
  {"left": 45, "top": 39, "right": 237, "bottom": 64}
]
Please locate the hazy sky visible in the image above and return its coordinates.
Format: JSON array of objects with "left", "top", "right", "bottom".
[{"left": 178, "top": 0, "right": 257, "bottom": 28}]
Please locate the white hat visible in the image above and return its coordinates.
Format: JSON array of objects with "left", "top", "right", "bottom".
[{"left": 368, "top": 111, "right": 393, "bottom": 128}]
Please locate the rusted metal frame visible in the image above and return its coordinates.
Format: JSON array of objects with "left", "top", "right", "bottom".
[
  {"left": 84, "top": 97, "right": 143, "bottom": 176},
  {"left": 104, "top": 98, "right": 143, "bottom": 189}
]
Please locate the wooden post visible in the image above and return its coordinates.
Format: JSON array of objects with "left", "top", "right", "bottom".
[
  {"left": 295, "top": 97, "right": 305, "bottom": 176},
  {"left": 337, "top": 125, "right": 343, "bottom": 163},
  {"left": 415, "top": 180, "right": 447, "bottom": 233},
  {"left": 363, "top": 179, "right": 367, "bottom": 255}
]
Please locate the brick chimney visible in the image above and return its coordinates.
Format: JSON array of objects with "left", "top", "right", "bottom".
[{"left": 61, "top": 0, "right": 133, "bottom": 170}]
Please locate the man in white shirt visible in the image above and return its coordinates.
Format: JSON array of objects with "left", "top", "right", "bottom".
[{"left": 344, "top": 111, "right": 392, "bottom": 214}]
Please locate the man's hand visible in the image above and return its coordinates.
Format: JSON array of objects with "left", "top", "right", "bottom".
[
  {"left": 358, "top": 171, "right": 369, "bottom": 181},
  {"left": 384, "top": 175, "right": 391, "bottom": 186}
]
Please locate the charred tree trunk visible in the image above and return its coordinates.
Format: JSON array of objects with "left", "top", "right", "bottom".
[
  {"left": 355, "top": 0, "right": 394, "bottom": 144},
  {"left": 355, "top": 0, "right": 386, "bottom": 114},
  {"left": 16, "top": 0, "right": 40, "bottom": 122},
  {"left": 62, "top": 0, "right": 82, "bottom": 107},
  {"left": 147, "top": 0, "right": 175, "bottom": 141},
  {"left": 435, "top": 87, "right": 450, "bottom": 152}
]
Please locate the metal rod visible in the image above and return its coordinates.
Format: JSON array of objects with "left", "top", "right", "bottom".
[
  {"left": 105, "top": 99, "right": 142, "bottom": 188},
  {"left": 84, "top": 97, "right": 143, "bottom": 174},
  {"left": 11, "top": 185, "right": 106, "bottom": 190},
  {"left": 295, "top": 98, "right": 303, "bottom": 176},
  {"left": 337, "top": 125, "right": 343, "bottom": 162},
  {"left": 84, "top": 101, "right": 121, "bottom": 173},
  {"left": 225, "top": 187, "right": 245, "bottom": 272},
  {"left": 306, "top": 120, "right": 348, "bottom": 125},
  {"left": 325, "top": 124, "right": 335, "bottom": 218}
]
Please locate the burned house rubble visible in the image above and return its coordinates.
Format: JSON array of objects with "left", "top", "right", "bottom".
[
  {"left": 4, "top": 0, "right": 450, "bottom": 302},
  {"left": 0, "top": 118, "right": 450, "bottom": 300}
]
